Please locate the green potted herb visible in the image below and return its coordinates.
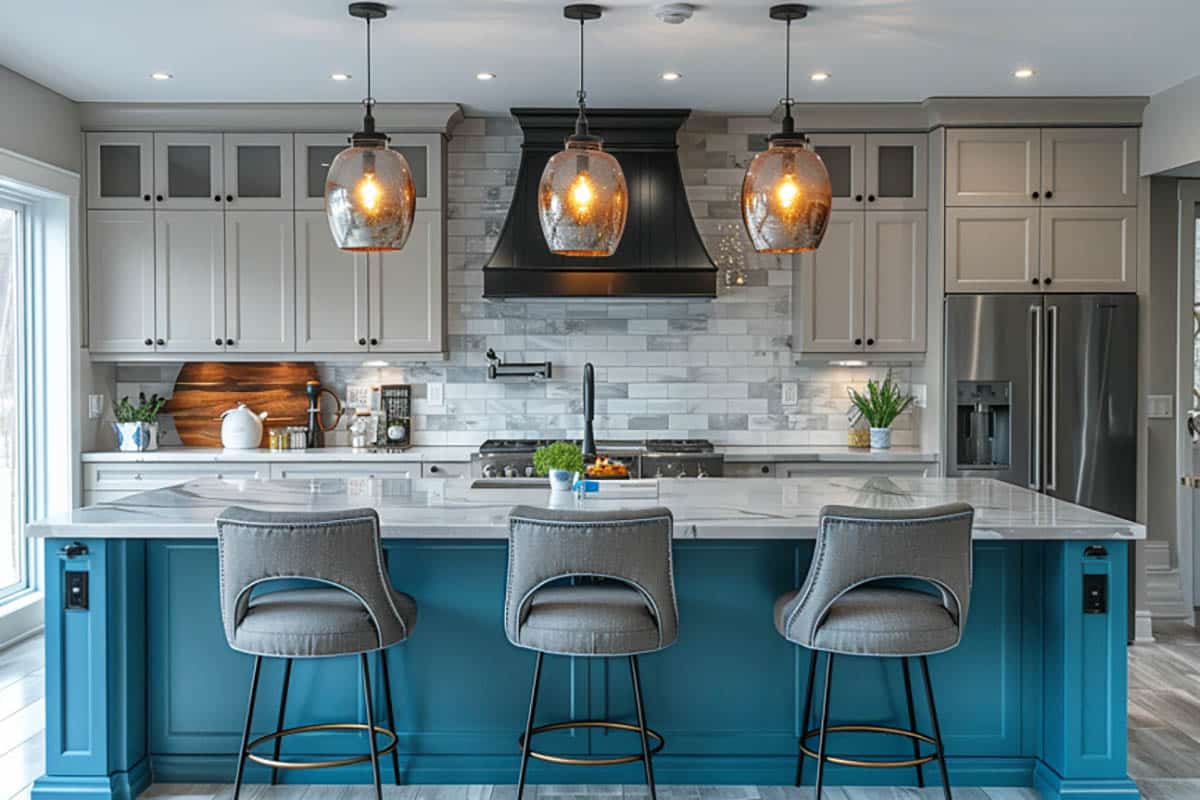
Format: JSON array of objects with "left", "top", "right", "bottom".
[
  {"left": 533, "top": 441, "right": 584, "bottom": 492},
  {"left": 113, "top": 392, "right": 167, "bottom": 452},
  {"left": 847, "top": 373, "right": 914, "bottom": 450}
]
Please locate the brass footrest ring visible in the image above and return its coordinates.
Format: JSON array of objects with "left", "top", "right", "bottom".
[
  {"left": 519, "top": 720, "right": 665, "bottom": 766},
  {"left": 799, "top": 723, "right": 937, "bottom": 769},
  {"left": 245, "top": 722, "right": 398, "bottom": 770}
]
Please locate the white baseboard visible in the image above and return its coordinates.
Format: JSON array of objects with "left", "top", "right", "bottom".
[
  {"left": 1134, "top": 610, "right": 1157, "bottom": 643},
  {"left": 0, "top": 592, "right": 44, "bottom": 650},
  {"left": 1145, "top": 541, "right": 1173, "bottom": 571}
]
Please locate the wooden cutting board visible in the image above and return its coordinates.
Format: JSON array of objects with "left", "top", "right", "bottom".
[{"left": 164, "top": 362, "right": 319, "bottom": 447}]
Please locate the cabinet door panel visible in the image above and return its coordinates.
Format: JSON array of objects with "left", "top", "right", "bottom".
[
  {"left": 1040, "top": 207, "right": 1136, "bottom": 293},
  {"left": 808, "top": 133, "right": 866, "bottom": 211},
  {"left": 223, "top": 133, "right": 293, "bottom": 209},
  {"left": 294, "top": 134, "right": 348, "bottom": 211},
  {"left": 945, "top": 207, "right": 1039, "bottom": 293},
  {"left": 865, "top": 211, "right": 926, "bottom": 353},
  {"left": 225, "top": 211, "right": 296, "bottom": 353},
  {"left": 87, "top": 210, "right": 156, "bottom": 353},
  {"left": 946, "top": 129, "right": 1040, "bottom": 206},
  {"left": 797, "top": 213, "right": 864, "bottom": 352},
  {"left": 370, "top": 211, "right": 444, "bottom": 353},
  {"left": 866, "top": 133, "right": 927, "bottom": 210},
  {"left": 155, "top": 211, "right": 226, "bottom": 353},
  {"left": 296, "top": 211, "right": 368, "bottom": 352},
  {"left": 87, "top": 133, "right": 154, "bottom": 210},
  {"left": 154, "top": 133, "right": 224, "bottom": 210},
  {"left": 1041, "top": 128, "right": 1138, "bottom": 207}
]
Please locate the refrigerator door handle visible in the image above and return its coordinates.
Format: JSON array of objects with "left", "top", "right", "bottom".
[
  {"left": 1029, "top": 304, "right": 1042, "bottom": 491},
  {"left": 1047, "top": 305, "right": 1058, "bottom": 492}
]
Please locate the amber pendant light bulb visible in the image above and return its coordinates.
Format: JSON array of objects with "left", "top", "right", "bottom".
[
  {"left": 538, "top": 4, "right": 628, "bottom": 257},
  {"left": 325, "top": 2, "right": 416, "bottom": 252},
  {"left": 741, "top": 4, "right": 832, "bottom": 254}
]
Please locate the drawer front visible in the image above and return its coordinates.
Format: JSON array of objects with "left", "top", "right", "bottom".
[
  {"left": 271, "top": 463, "right": 417, "bottom": 480},
  {"left": 422, "top": 461, "right": 469, "bottom": 479},
  {"left": 723, "top": 462, "right": 777, "bottom": 478},
  {"left": 84, "top": 463, "right": 267, "bottom": 491}
]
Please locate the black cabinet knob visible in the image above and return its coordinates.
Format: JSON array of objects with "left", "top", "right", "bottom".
[
  {"left": 855, "top": 194, "right": 864, "bottom": 202},
  {"left": 429, "top": 465, "right": 439, "bottom": 474},
  {"left": 1032, "top": 191, "right": 1040, "bottom": 199},
  {"left": 214, "top": 338, "right": 222, "bottom": 346},
  {"left": 866, "top": 338, "right": 875, "bottom": 346},
  {"left": 760, "top": 465, "right": 770, "bottom": 474},
  {"left": 156, "top": 194, "right": 164, "bottom": 202},
  {"left": 1032, "top": 277, "right": 1040, "bottom": 285},
  {"left": 867, "top": 195, "right": 876, "bottom": 203},
  {"left": 1043, "top": 278, "right": 1052, "bottom": 286},
  {"left": 358, "top": 338, "right": 367, "bottom": 346},
  {"left": 854, "top": 338, "right": 863, "bottom": 346},
  {"left": 226, "top": 338, "right": 235, "bottom": 345},
  {"left": 144, "top": 338, "right": 153, "bottom": 347},
  {"left": 143, "top": 194, "right": 151, "bottom": 202},
  {"left": 226, "top": 194, "right": 234, "bottom": 202},
  {"left": 370, "top": 338, "right": 379, "bottom": 346},
  {"left": 156, "top": 338, "right": 165, "bottom": 346},
  {"left": 214, "top": 195, "right": 222, "bottom": 202},
  {"left": 1044, "top": 190, "right": 1054, "bottom": 199}
]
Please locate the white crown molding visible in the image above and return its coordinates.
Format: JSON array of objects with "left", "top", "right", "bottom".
[
  {"left": 923, "top": 96, "right": 1148, "bottom": 128},
  {"left": 79, "top": 102, "right": 464, "bottom": 134}
]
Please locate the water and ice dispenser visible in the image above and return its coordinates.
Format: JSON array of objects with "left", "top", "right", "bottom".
[{"left": 956, "top": 381, "right": 1011, "bottom": 469}]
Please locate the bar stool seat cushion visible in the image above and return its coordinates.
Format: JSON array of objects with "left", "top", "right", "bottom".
[
  {"left": 775, "top": 586, "right": 959, "bottom": 657},
  {"left": 517, "top": 583, "right": 659, "bottom": 656},
  {"left": 233, "top": 586, "right": 418, "bottom": 658}
]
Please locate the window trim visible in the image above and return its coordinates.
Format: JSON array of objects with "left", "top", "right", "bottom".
[{"left": 0, "top": 198, "right": 30, "bottom": 600}]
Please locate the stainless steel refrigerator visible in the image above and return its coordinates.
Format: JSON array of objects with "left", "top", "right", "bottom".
[{"left": 945, "top": 294, "right": 1137, "bottom": 520}]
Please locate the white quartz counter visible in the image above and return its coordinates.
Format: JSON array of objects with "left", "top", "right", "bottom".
[
  {"left": 29, "top": 476, "right": 1144, "bottom": 541},
  {"left": 719, "top": 446, "right": 938, "bottom": 463}
]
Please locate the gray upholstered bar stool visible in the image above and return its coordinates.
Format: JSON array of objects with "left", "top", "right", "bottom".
[
  {"left": 504, "top": 506, "right": 679, "bottom": 800},
  {"left": 775, "top": 503, "right": 974, "bottom": 799},
  {"left": 216, "top": 507, "right": 418, "bottom": 800}
]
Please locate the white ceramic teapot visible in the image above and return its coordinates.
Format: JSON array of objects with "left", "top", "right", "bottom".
[{"left": 220, "top": 403, "right": 269, "bottom": 449}]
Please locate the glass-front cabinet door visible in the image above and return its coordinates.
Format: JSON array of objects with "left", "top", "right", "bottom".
[
  {"left": 86, "top": 132, "right": 155, "bottom": 210},
  {"left": 866, "top": 133, "right": 927, "bottom": 210},
  {"left": 807, "top": 133, "right": 865, "bottom": 211},
  {"left": 294, "top": 132, "right": 441, "bottom": 211},
  {"left": 153, "top": 133, "right": 224, "bottom": 210},
  {"left": 223, "top": 133, "right": 293, "bottom": 210}
]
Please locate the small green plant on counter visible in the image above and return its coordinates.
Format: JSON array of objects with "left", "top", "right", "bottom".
[
  {"left": 114, "top": 392, "right": 167, "bottom": 424},
  {"left": 532, "top": 441, "right": 584, "bottom": 477},
  {"left": 847, "top": 372, "right": 914, "bottom": 430}
]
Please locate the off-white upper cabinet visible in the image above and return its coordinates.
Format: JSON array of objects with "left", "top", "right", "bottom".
[
  {"left": 809, "top": 133, "right": 927, "bottom": 211},
  {"left": 223, "top": 134, "right": 294, "bottom": 210},
  {"left": 154, "top": 211, "right": 226, "bottom": 354},
  {"left": 86, "top": 133, "right": 155, "bottom": 210},
  {"left": 796, "top": 214, "right": 864, "bottom": 353},
  {"left": 225, "top": 211, "right": 296, "bottom": 352},
  {"left": 153, "top": 133, "right": 225, "bottom": 210},
  {"left": 87, "top": 210, "right": 156, "bottom": 352},
  {"left": 296, "top": 210, "right": 369, "bottom": 353},
  {"left": 370, "top": 211, "right": 445, "bottom": 353},
  {"left": 945, "top": 127, "right": 1138, "bottom": 293},
  {"left": 294, "top": 132, "right": 442, "bottom": 211}
]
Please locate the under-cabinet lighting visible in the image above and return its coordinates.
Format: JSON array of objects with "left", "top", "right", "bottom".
[
  {"left": 810, "top": 71, "right": 830, "bottom": 82},
  {"left": 1014, "top": 67, "right": 1035, "bottom": 79},
  {"left": 363, "top": 360, "right": 390, "bottom": 368},
  {"left": 476, "top": 72, "right": 497, "bottom": 81},
  {"left": 660, "top": 71, "right": 683, "bottom": 81},
  {"left": 829, "top": 360, "right": 868, "bottom": 367}
]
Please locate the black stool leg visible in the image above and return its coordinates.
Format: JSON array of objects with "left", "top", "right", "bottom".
[
  {"left": 814, "top": 652, "right": 835, "bottom": 800},
  {"left": 360, "top": 653, "right": 383, "bottom": 800},
  {"left": 920, "top": 656, "right": 952, "bottom": 800},
  {"left": 517, "top": 651, "right": 544, "bottom": 800},
  {"left": 379, "top": 648, "right": 402, "bottom": 785},
  {"left": 795, "top": 648, "right": 818, "bottom": 786},
  {"left": 233, "top": 655, "right": 263, "bottom": 800},
  {"left": 270, "top": 658, "right": 292, "bottom": 786},
  {"left": 901, "top": 657, "right": 925, "bottom": 788},
  {"left": 629, "top": 655, "right": 658, "bottom": 800}
]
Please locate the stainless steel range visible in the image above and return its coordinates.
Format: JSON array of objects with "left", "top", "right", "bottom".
[{"left": 471, "top": 439, "right": 723, "bottom": 479}]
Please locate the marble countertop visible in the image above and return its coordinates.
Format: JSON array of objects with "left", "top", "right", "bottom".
[
  {"left": 29, "top": 476, "right": 1144, "bottom": 541},
  {"left": 720, "top": 446, "right": 938, "bottom": 463}
]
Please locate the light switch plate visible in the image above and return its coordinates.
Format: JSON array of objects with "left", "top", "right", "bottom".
[
  {"left": 912, "top": 384, "right": 928, "bottom": 409},
  {"left": 1146, "top": 394, "right": 1174, "bottom": 419},
  {"left": 346, "top": 384, "right": 372, "bottom": 410},
  {"left": 427, "top": 382, "right": 445, "bottom": 407},
  {"left": 781, "top": 383, "right": 798, "bottom": 406},
  {"left": 88, "top": 394, "right": 105, "bottom": 419}
]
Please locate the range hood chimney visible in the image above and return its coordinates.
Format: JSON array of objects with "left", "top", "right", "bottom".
[{"left": 483, "top": 108, "right": 717, "bottom": 299}]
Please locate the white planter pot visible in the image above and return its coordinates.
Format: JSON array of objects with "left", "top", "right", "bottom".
[
  {"left": 146, "top": 422, "right": 159, "bottom": 451},
  {"left": 869, "top": 427, "right": 893, "bottom": 449},
  {"left": 549, "top": 469, "right": 575, "bottom": 492},
  {"left": 113, "top": 422, "right": 151, "bottom": 452}
]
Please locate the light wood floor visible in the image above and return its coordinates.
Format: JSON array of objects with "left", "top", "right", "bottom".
[{"left": 2, "top": 620, "right": 1199, "bottom": 800}]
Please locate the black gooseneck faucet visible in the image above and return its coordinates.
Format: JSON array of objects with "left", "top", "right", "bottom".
[{"left": 582, "top": 362, "right": 596, "bottom": 461}]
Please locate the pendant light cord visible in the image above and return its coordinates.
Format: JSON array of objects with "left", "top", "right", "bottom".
[
  {"left": 365, "top": 16, "right": 373, "bottom": 108},
  {"left": 574, "top": 16, "right": 589, "bottom": 138},
  {"left": 780, "top": 15, "right": 796, "bottom": 136}
]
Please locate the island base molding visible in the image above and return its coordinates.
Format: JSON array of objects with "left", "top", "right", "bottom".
[{"left": 37, "top": 538, "right": 1136, "bottom": 800}]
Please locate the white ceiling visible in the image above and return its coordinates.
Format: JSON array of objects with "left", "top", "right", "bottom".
[{"left": 3, "top": 1, "right": 1200, "bottom": 113}]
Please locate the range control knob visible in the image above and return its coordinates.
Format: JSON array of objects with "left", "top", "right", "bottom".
[
  {"left": 482, "top": 464, "right": 497, "bottom": 479},
  {"left": 696, "top": 469, "right": 708, "bottom": 479},
  {"left": 654, "top": 469, "right": 664, "bottom": 479},
  {"left": 524, "top": 466, "right": 535, "bottom": 478},
  {"left": 676, "top": 470, "right": 689, "bottom": 479},
  {"left": 503, "top": 464, "right": 518, "bottom": 478}
]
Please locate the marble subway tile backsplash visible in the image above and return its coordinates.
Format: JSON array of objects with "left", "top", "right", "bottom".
[{"left": 105, "top": 113, "right": 919, "bottom": 449}]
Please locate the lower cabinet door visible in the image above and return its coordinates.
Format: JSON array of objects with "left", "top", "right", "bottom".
[{"left": 1040, "top": 206, "right": 1136, "bottom": 292}]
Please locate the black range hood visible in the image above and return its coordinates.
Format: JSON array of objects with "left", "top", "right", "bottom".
[{"left": 483, "top": 108, "right": 717, "bottom": 299}]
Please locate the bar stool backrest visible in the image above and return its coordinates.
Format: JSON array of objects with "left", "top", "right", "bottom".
[
  {"left": 784, "top": 503, "right": 975, "bottom": 650},
  {"left": 504, "top": 506, "right": 679, "bottom": 651},
  {"left": 215, "top": 506, "right": 410, "bottom": 652}
]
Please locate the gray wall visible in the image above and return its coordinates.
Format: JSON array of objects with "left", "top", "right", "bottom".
[
  {"left": 1142, "top": 73, "right": 1200, "bottom": 176},
  {"left": 0, "top": 66, "right": 80, "bottom": 172},
  {"left": 1147, "top": 176, "right": 1180, "bottom": 547}
]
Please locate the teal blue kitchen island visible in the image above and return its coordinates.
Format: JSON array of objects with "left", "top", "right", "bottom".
[{"left": 26, "top": 476, "right": 1144, "bottom": 799}]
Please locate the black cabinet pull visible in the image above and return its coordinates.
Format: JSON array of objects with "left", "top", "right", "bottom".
[
  {"left": 1043, "top": 278, "right": 1052, "bottom": 286},
  {"left": 143, "top": 194, "right": 151, "bottom": 202},
  {"left": 370, "top": 338, "right": 379, "bottom": 346},
  {"left": 358, "top": 338, "right": 367, "bottom": 346},
  {"left": 144, "top": 338, "right": 153, "bottom": 347},
  {"left": 866, "top": 338, "right": 875, "bottom": 346},
  {"left": 854, "top": 194, "right": 864, "bottom": 202},
  {"left": 854, "top": 338, "right": 863, "bottom": 346},
  {"left": 867, "top": 194, "right": 876, "bottom": 203},
  {"left": 156, "top": 194, "right": 164, "bottom": 202},
  {"left": 226, "top": 194, "right": 234, "bottom": 202},
  {"left": 1032, "top": 191, "right": 1040, "bottom": 199},
  {"left": 1032, "top": 277, "right": 1040, "bottom": 285},
  {"left": 214, "top": 338, "right": 222, "bottom": 346},
  {"left": 156, "top": 338, "right": 165, "bottom": 346},
  {"left": 1044, "top": 190, "right": 1054, "bottom": 199}
]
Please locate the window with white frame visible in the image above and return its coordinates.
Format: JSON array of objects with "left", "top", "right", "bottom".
[{"left": 0, "top": 204, "right": 21, "bottom": 596}]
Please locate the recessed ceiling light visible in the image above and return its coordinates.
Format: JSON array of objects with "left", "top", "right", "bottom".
[
  {"left": 150, "top": 72, "right": 173, "bottom": 81},
  {"left": 476, "top": 72, "right": 497, "bottom": 81},
  {"left": 1014, "top": 67, "right": 1036, "bottom": 79},
  {"left": 660, "top": 71, "right": 683, "bottom": 81},
  {"left": 331, "top": 72, "right": 352, "bottom": 81},
  {"left": 811, "top": 71, "right": 830, "bottom": 82}
]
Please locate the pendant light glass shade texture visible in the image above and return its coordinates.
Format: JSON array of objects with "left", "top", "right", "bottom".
[
  {"left": 325, "top": 142, "right": 416, "bottom": 252},
  {"left": 741, "top": 138, "right": 831, "bottom": 253},
  {"left": 539, "top": 138, "right": 628, "bottom": 257}
]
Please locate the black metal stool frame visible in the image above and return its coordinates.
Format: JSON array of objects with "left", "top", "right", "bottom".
[
  {"left": 516, "top": 652, "right": 663, "bottom": 800},
  {"left": 233, "top": 649, "right": 403, "bottom": 800},
  {"left": 795, "top": 651, "right": 952, "bottom": 799}
]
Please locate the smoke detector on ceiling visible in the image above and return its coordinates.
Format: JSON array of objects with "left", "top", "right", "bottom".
[{"left": 655, "top": 3, "right": 695, "bottom": 24}]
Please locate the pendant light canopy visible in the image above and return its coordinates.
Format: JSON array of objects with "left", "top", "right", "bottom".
[
  {"left": 741, "top": 4, "right": 832, "bottom": 254},
  {"left": 325, "top": 2, "right": 416, "bottom": 252},
  {"left": 538, "top": 4, "right": 628, "bottom": 258}
]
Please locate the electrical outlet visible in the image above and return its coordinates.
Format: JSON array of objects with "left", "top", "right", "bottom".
[
  {"left": 427, "top": 382, "right": 445, "bottom": 407},
  {"left": 781, "top": 383, "right": 798, "bottom": 406},
  {"left": 346, "top": 384, "right": 372, "bottom": 409},
  {"left": 65, "top": 571, "right": 89, "bottom": 610},
  {"left": 912, "top": 384, "right": 928, "bottom": 409},
  {"left": 88, "top": 394, "right": 105, "bottom": 419}
]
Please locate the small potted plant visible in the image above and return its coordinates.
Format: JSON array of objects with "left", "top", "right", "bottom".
[
  {"left": 533, "top": 441, "right": 584, "bottom": 492},
  {"left": 847, "top": 373, "right": 914, "bottom": 450},
  {"left": 113, "top": 393, "right": 167, "bottom": 452}
]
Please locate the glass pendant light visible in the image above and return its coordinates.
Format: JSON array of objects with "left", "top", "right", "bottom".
[
  {"left": 741, "top": 4, "right": 832, "bottom": 254},
  {"left": 325, "top": 2, "right": 416, "bottom": 252},
  {"left": 538, "top": 4, "right": 628, "bottom": 257}
]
